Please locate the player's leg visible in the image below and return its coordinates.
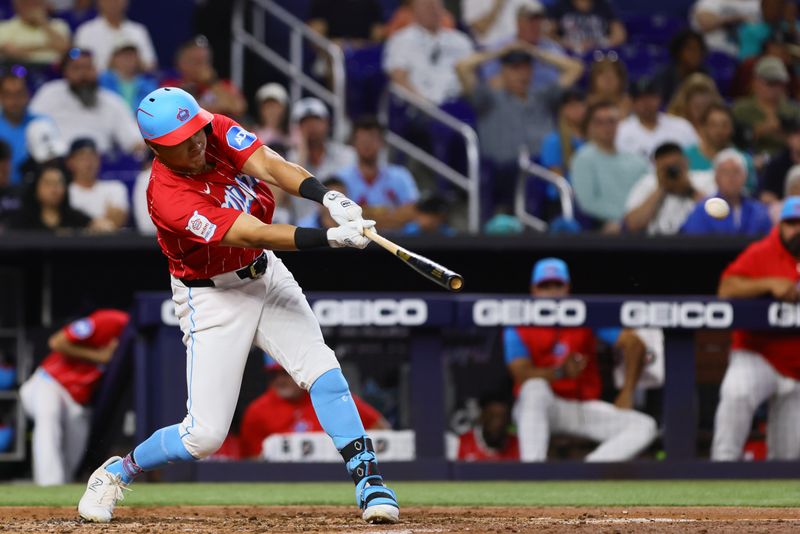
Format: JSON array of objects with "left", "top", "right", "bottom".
[
  {"left": 79, "top": 279, "right": 263, "bottom": 522},
  {"left": 765, "top": 376, "right": 800, "bottom": 460},
  {"left": 554, "top": 400, "right": 657, "bottom": 461},
  {"left": 253, "top": 252, "right": 398, "bottom": 523},
  {"left": 711, "top": 350, "right": 778, "bottom": 460},
  {"left": 19, "top": 370, "right": 70, "bottom": 485},
  {"left": 62, "top": 398, "right": 92, "bottom": 481},
  {"left": 514, "top": 378, "right": 555, "bottom": 461}
]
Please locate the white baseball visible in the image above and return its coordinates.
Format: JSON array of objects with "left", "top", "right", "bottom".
[{"left": 704, "top": 197, "right": 730, "bottom": 219}]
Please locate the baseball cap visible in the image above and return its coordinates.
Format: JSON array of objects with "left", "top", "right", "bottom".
[
  {"left": 755, "top": 57, "right": 789, "bottom": 83},
  {"left": 291, "top": 97, "right": 329, "bottom": 123},
  {"left": 68, "top": 137, "right": 97, "bottom": 156},
  {"left": 500, "top": 50, "right": 533, "bottom": 66},
  {"left": 780, "top": 196, "right": 800, "bottom": 222},
  {"left": 531, "top": 258, "right": 570, "bottom": 286},
  {"left": 517, "top": 0, "right": 545, "bottom": 17},
  {"left": 630, "top": 76, "right": 660, "bottom": 99},
  {"left": 25, "top": 118, "right": 67, "bottom": 163},
  {"left": 256, "top": 83, "right": 288, "bottom": 105}
]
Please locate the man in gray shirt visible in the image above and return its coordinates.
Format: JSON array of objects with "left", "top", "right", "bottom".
[{"left": 456, "top": 41, "right": 583, "bottom": 213}]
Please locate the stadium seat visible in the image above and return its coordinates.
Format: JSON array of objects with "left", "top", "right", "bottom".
[{"left": 624, "top": 14, "right": 686, "bottom": 47}]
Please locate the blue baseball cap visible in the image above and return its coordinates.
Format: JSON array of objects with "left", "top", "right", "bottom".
[
  {"left": 531, "top": 258, "right": 570, "bottom": 286},
  {"left": 136, "top": 87, "right": 213, "bottom": 146},
  {"left": 780, "top": 196, "right": 800, "bottom": 222}
]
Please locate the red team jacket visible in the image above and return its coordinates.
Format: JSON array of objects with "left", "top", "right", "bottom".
[
  {"left": 457, "top": 428, "right": 520, "bottom": 461},
  {"left": 239, "top": 389, "right": 383, "bottom": 458},
  {"left": 505, "top": 326, "right": 602, "bottom": 401},
  {"left": 40, "top": 309, "right": 130, "bottom": 405},
  {"left": 722, "top": 226, "right": 800, "bottom": 379},
  {"left": 146, "top": 114, "right": 275, "bottom": 280}
]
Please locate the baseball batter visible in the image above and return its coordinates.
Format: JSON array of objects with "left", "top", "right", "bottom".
[{"left": 77, "top": 87, "right": 399, "bottom": 524}]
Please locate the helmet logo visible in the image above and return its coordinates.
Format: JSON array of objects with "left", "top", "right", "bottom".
[{"left": 176, "top": 108, "right": 190, "bottom": 122}]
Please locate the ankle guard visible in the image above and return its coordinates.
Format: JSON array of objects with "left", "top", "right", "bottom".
[{"left": 340, "top": 437, "right": 398, "bottom": 511}]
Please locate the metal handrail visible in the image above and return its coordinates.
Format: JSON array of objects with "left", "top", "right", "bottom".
[
  {"left": 516, "top": 150, "right": 575, "bottom": 231},
  {"left": 380, "top": 83, "right": 481, "bottom": 233},
  {"left": 231, "top": 0, "right": 348, "bottom": 140}
]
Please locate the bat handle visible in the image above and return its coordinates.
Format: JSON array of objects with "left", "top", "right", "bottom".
[{"left": 363, "top": 227, "right": 400, "bottom": 255}]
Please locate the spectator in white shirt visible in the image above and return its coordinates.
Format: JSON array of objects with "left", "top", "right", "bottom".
[
  {"left": 286, "top": 97, "right": 356, "bottom": 224},
  {"left": 690, "top": 0, "right": 760, "bottom": 57},
  {"left": 463, "top": 0, "right": 532, "bottom": 48},
  {"left": 30, "top": 48, "right": 143, "bottom": 156},
  {"left": 132, "top": 156, "right": 155, "bottom": 235},
  {"left": 624, "top": 142, "right": 716, "bottom": 235},
  {"left": 615, "top": 77, "right": 699, "bottom": 161},
  {"left": 383, "top": 0, "right": 474, "bottom": 105},
  {"left": 66, "top": 137, "right": 128, "bottom": 230},
  {"left": 74, "top": 0, "right": 157, "bottom": 71}
]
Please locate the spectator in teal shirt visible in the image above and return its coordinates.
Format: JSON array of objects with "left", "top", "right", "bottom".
[
  {"left": 738, "top": 0, "right": 800, "bottom": 60},
  {"left": 571, "top": 101, "right": 649, "bottom": 233},
  {"left": 98, "top": 43, "right": 157, "bottom": 114},
  {"left": 683, "top": 103, "right": 757, "bottom": 193},
  {"left": 681, "top": 148, "right": 772, "bottom": 235}
]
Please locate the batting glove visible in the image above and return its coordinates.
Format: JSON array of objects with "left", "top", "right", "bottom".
[
  {"left": 323, "top": 191, "right": 363, "bottom": 226},
  {"left": 327, "top": 219, "right": 376, "bottom": 249}
]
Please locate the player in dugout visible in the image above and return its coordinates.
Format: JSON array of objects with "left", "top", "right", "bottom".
[
  {"left": 19, "top": 309, "right": 129, "bottom": 485},
  {"left": 240, "top": 356, "right": 390, "bottom": 459},
  {"left": 713, "top": 196, "right": 800, "bottom": 460},
  {"left": 505, "top": 258, "right": 658, "bottom": 462}
]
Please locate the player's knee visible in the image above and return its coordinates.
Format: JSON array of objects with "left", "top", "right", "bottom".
[
  {"left": 719, "top": 377, "right": 757, "bottom": 408},
  {"left": 518, "top": 378, "right": 553, "bottom": 406},
  {"left": 630, "top": 412, "right": 658, "bottom": 442},
  {"left": 181, "top": 428, "right": 226, "bottom": 459}
]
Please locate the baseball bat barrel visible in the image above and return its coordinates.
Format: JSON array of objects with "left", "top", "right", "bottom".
[{"left": 364, "top": 228, "right": 464, "bottom": 292}]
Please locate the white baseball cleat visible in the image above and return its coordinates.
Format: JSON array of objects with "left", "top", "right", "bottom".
[
  {"left": 362, "top": 503, "right": 400, "bottom": 524},
  {"left": 77, "top": 456, "right": 128, "bottom": 523}
]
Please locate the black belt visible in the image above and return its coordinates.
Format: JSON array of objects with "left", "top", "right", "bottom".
[{"left": 180, "top": 252, "right": 267, "bottom": 288}]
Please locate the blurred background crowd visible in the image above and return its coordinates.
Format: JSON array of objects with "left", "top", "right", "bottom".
[{"left": 0, "top": 0, "right": 798, "bottom": 237}]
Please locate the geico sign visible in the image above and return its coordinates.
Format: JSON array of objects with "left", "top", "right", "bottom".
[
  {"left": 621, "top": 301, "right": 733, "bottom": 328},
  {"left": 768, "top": 302, "right": 800, "bottom": 327},
  {"left": 472, "top": 299, "right": 586, "bottom": 327},
  {"left": 313, "top": 299, "right": 428, "bottom": 326}
]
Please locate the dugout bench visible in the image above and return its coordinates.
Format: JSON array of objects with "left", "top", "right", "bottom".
[{"left": 127, "top": 292, "right": 800, "bottom": 481}]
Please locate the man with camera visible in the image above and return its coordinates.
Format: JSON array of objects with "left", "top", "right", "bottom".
[{"left": 624, "top": 142, "right": 716, "bottom": 235}]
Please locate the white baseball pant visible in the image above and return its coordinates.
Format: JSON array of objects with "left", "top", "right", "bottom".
[
  {"left": 712, "top": 349, "right": 800, "bottom": 461},
  {"left": 514, "top": 378, "right": 658, "bottom": 462},
  {"left": 170, "top": 251, "right": 340, "bottom": 459},
  {"left": 19, "top": 369, "right": 91, "bottom": 485}
]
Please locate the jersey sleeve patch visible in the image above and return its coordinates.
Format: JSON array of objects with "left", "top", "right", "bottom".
[
  {"left": 186, "top": 210, "right": 217, "bottom": 242},
  {"left": 67, "top": 318, "right": 95, "bottom": 340},
  {"left": 226, "top": 126, "right": 257, "bottom": 151}
]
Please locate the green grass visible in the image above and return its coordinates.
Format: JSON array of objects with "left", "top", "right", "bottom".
[{"left": 2, "top": 481, "right": 800, "bottom": 508}]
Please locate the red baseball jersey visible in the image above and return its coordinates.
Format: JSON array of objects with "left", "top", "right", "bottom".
[
  {"left": 457, "top": 428, "right": 519, "bottom": 461},
  {"left": 146, "top": 114, "right": 275, "bottom": 280},
  {"left": 40, "top": 309, "right": 130, "bottom": 405},
  {"left": 722, "top": 227, "right": 800, "bottom": 379},
  {"left": 239, "top": 389, "right": 383, "bottom": 458},
  {"left": 507, "top": 326, "right": 602, "bottom": 401}
]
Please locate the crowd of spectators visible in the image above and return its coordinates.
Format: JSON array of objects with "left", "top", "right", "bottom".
[{"left": 1, "top": 0, "right": 800, "bottom": 238}]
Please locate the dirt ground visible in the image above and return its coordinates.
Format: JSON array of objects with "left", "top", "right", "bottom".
[{"left": 2, "top": 506, "right": 800, "bottom": 533}]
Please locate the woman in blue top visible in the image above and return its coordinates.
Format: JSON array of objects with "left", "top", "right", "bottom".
[{"left": 540, "top": 88, "right": 587, "bottom": 179}]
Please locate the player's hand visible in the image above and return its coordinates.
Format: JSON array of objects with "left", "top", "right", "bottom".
[
  {"left": 562, "top": 353, "right": 587, "bottom": 378},
  {"left": 323, "top": 191, "right": 363, "bottom": 226},
  {"left": 326, "top": 219, "right": 376, "bottom": 249},
  {"left": 771, "top": 278, "right": 800, "bottom": 302}
]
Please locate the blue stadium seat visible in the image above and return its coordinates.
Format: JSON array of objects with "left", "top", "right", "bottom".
[
  {"left": 624, "top": 13, "right": 686, "bottom": 46},
  {"left": 706, "top": 51, "right": 739, "bottom": 96},
  {"left": 345, "top": 45, "right": 387, "bottom": 118}
]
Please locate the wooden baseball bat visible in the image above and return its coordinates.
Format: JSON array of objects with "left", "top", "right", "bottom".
[{"left": 364, "top": 227, "right": 464, "bottom": 292}]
